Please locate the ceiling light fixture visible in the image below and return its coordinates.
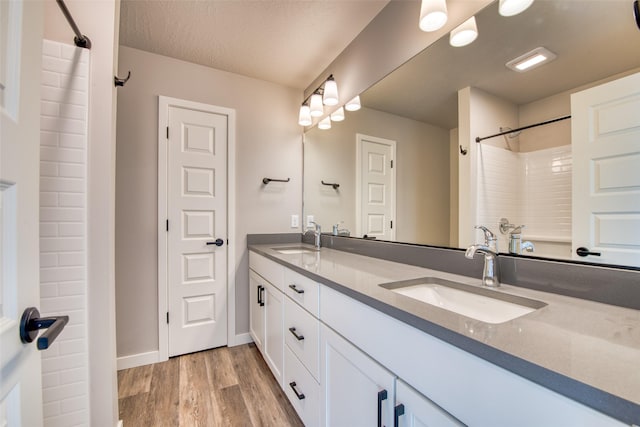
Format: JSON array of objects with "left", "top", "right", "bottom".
[
  {"left": 345, "top": 95, "right": 361, "bottom": 111},
  {"left": 318, "top": 116, "right": 332, "bottom": 130},
  {"left": 506, "top": 46, "right": 557, "bottom": 72},
  {"left": 449, "top": 16, "right": 478, "bottom": 47},
  {"left": 499, "top": 0, "right": 534, "bottom": 17},
  {"left": 419, "top": 0, "right": 448, "bottom": 32},
  {"left": 331, "top": 107, "right": 345, "bottom": 122}
]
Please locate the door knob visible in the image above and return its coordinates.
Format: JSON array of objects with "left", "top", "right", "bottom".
[
  {"left": 576, "top": 247, "right": 601, "bottom": 257},
  {"left": 206, "top": 238, "right": 224, "bottom": 246},
  {"left": 20, "top": 307, "right": 69, "bottom": 350}
]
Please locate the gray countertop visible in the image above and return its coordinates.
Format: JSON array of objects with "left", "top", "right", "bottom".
[{"left": 249, "top": 243, "right": 640, "bottom": 424}]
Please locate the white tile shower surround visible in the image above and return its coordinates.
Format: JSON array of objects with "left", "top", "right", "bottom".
[
  {"left": 39, "top": 39, "right": 90, "bottom": 427},
  {"left": 476, "top": 144, "right": 572, "bottom": 254}
]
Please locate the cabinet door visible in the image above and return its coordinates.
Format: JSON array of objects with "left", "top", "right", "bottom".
[
  {"left": 264, "top": 280, "right": 284, "bottom": 386},
  {"left": 320, "top": 324, "right": 395, "bottom": 427},
  {"left": 394, "top": 380, "right": 464, "bottom": 427},
  {"left": 249, "top": 270, "right": 265, "bottom": 350}
]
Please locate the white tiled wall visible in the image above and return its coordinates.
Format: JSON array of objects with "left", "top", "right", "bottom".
[
  {"left": 476, "top": 144, "right": 572, "bottom": 255},
  {"left": 39, "top": 39, "right": 90, "bottom": 427}
]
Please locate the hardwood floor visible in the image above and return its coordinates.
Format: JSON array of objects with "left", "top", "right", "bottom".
[{"left": 118, "top": 344, "right": 304, "bottom": 427}]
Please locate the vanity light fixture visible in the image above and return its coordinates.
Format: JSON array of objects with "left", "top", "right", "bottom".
[
  {"left": 298, "top": 104, "right": 312, "bottom": 126},
  {"left": 499, "top": 0, "right": 534, "bottom": 17},
  {"left": 309, "top": 92, "right": 324, "bottom": 117},
  {"left": 330, "top": 106, "right": 345, "bottom": 122},
  {"left": 449, "top": 16, "right": 478, "bottom": 47},
  {"left": 419, "top": 0, "right": 448, "bottom": 32},
  {"left": 506, "top": 47, "right": 556, "bottom": 72},
  {"left": 318, "top": 116, "right": 332, "bottom": 130},
  {"left": 299, "top": 74, "right": 341, "bottom": 125},
  {"left": 345, "top": 95, "right": 361, "bottom": 111},
  {"left": 323, "top": 76, "right": 339, "bottom": 106}
]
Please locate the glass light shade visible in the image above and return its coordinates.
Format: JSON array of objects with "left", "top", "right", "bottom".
[
  {"left": 344, "top": 95, "right": 361, "bottom": 111},
  {"left": 298, "top": 105, "right": 312, "bottom": 126},
  {"left": 309, "top": 93, "right": 324, "bottom": 117},
  {"left": 318, "top": 116, "right": 331, "bottom": 130},
  {"left": 449, "top": 16, "right": 478, "bottom": 47},
  {"left": 419, "top": 0, "right": 448, "bottom": 32},
  {"left": 323, "top": 78, "right": 339, "bottom": 106},
  {"left": 330, "top": 107, "right": 345, "bottom": 122},
  {"left": 499, "top": 0, "right": 534, "bottom": 16}
]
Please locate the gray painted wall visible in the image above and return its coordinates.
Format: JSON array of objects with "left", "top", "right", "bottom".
[
  {"left": 115, "top": 46, "right": 302, "bottom": 357},
  {"left": 304, "top": 107, "right": 450, "bottom": 245}
]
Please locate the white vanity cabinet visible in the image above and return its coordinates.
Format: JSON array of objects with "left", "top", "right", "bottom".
[
  {"left": 320, "top": 324, "right": 395, "bottom": 427},
  {"left": 394, "top": 380, "right": 463, "bottom": 427},
  {"left": 249, "top": 253, "right": 285, "bottom": 386}
]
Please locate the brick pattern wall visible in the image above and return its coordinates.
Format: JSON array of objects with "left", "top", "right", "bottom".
[{"left": 39, "top": 39, "right": 90, "bottom": 427}]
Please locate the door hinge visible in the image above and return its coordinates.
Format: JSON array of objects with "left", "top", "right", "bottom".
[
  {"left": 166, "top": 126, "right": 169, "bottom": 139},
  {"left": 391, "top": 160, "right": 393, "bottom": 168},
  {"left": 166, "top": 219, "right": 169, "bottom": 231},
  {"left": 390, "top": 220, "right": 393, "bottom": 229},
  {"left": 166, "top": 312, "right": 169, "bottom": 324}
]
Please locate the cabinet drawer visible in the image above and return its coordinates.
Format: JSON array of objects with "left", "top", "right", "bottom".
[
  {"left": 249, "top": 251, "right": 284, "bottom": 291},
  {"left": 285, "top": 296, "right": 320, "bottom": 380},
  {"left": 284, "top": 345, "right": 320, "bottom": 427},
  {"left": 284, "top": 268, "right": 320, "bottom": 317}
]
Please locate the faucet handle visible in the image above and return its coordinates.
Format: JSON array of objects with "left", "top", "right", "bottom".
[
  {"left": 510, "top": 225, "right": 525, "bottom": 235},
  {"left": 475, "top": 225, "right": 496, "bottom": 243}
]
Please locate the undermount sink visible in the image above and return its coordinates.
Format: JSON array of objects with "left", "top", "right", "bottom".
[
  {"left": 380, "top": 277, "right": 546, "bottom": 324},
  {"left": 272, "top": 246, "right": 318, "bottom": 255}
]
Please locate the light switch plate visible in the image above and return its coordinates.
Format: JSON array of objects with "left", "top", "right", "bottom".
[
  {"left": 291, "top": 214, "right": 299, "bottom": 228},
  {"left": 306, "top": 215, "right": 314, "bottom": 227}
]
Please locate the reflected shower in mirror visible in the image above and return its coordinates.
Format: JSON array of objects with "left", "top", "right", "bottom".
[{"left": 303, "top": 0, "right": 640, "bottom": 266}]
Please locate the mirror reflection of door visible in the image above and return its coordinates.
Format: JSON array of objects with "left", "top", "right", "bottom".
[
  {"left": 571, "top": 72, "right": 640, "bottom": 267},
  {"left": 356, "top": 134, "right": 396, "bottom": 240}
]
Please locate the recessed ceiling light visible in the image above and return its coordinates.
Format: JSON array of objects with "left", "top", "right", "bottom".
[{"left": 506, "top": 47, "right": 557, "bottom": 72}]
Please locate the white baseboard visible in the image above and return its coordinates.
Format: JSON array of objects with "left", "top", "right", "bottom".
[
  {"left": 117, "top": 421, "right": 123, "bottom": 427},
  {"left": 230, "top": 332, "right": 253, "bottom": 347},
  {"left": 117, "top": 350, "right": 160, "bottom": 371}
]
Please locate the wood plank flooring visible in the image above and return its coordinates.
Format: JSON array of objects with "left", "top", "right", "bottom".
[{"left": 118, "top": 344, "right": 304, "bottom": 427}]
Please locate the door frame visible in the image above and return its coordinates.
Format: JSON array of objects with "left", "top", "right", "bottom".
[
  {"left": 355, "top": 133, "right": 397, "bottom": 240},
  {"left": 157, "top": 95, "right": 237, "bottom": 362}
]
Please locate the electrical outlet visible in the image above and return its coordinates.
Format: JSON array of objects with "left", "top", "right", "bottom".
[
  {"left": 291, "top": 214, "right": 299, "bottom": 228},
  {"left": 306, "top": 215, "right": 314, "bottom": 227}
]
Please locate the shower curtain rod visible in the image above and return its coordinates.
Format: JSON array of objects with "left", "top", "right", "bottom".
[
  {"left": 475, "top": 115, "right": 571, "bottom": 143},
  {"left": 55, "top": 0, "right": 91, "bottom": 49}
]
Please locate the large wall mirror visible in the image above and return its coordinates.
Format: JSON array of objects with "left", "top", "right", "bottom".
[{"left": 303, "top": 0, "right": 640, "bottom": 267}]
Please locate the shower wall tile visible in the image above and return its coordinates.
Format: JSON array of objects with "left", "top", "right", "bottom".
[{"left": 39, "top": 39, "right": 90, "bottom": 427}]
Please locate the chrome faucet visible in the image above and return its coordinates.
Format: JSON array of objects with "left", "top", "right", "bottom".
[
  {"left": 508, "top": 225, "right": 535, "bottom": 255},
  {"left": 465, "top": 244, "right": 500, "bottom": 288},
  {"left": 475, "top": 225, "right": 498, "bottom": 252},
  {"left": 306, "top": 221, "right": 322, "bottom": 249}
]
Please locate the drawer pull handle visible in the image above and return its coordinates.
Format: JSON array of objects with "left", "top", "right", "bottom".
[
  {"left": 394, "top": 404, "right": 405, "bottom": 427},
  {"left": 289, "top": 284, "right": 305, "bottom": 294},
  {"left": 289, "top": 381, "right": 306, "bottom": 400},
  {"left": 288, "top": 327, "right": 305, "bottom": 341},
  {"left": 378, "top": 389, "right": 388, "bottom": 427},
  {"left": 257, "top": 285, "right": 265, "bottom": 307}
]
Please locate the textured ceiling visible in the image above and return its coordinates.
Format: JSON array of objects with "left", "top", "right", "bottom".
[{"left": 119, "top": 0, "right": 389, "bottom": 90}]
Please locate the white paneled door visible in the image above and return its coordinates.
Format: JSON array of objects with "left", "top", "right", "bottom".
[
  {"left": 165, "top": 101, "right": 228, "bottom": 357},
  {"left": 571, "top": 72, "right": 640, "bottom": 267},
  {"left": 356, "top": 134, "right": 396, "bottom": 241},
  {"left": 1, "top": 1, "right": 44, "bottom": 425}
]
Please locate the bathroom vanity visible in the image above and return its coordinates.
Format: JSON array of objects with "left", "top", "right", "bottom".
[{"left": 248, "top": 238, "right": 639, "bottom": 426}]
